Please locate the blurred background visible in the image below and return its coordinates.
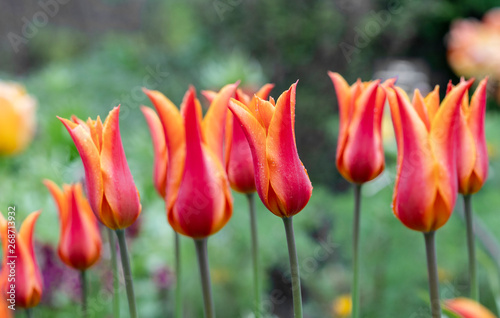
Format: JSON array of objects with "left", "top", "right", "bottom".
[{"left": 1, "top": 0, "right": 500, "bottom": 317}]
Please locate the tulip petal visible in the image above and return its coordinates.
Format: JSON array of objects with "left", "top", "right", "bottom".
[
  {"left": 412, "top": 89, "right": 430, "bottom": 130},
  {"left": 59, "top": 117, "right": 104, "bottom": 218},
  {"left": 255, "top": 83, "right": 275, "bottom": 100},
  {"left": 254, "top": 96, "right": 275, "bottom": 132},
  {"left": 228, "top": 99, "right": 271, "bottom": 208},
  {"left": 424, "top": 85, "right": 440, "bottom": 122},
  {"left": 328, "top": 72, "right": 352, "bottom": 161},
  {"left": 141, "top": 106, "right": 168, "bottom": 198},
  {"left": 43, "top": 180, "right": 69, "bottom": 229},
  {"left": 266, "top": 82, "right": 312, "bottom": 216},
  {"left": 202, "top": 82, "right": 239, "bottom": 162},
  {"left": 143, "top": 88, "right": 185, "bottom": 211},
  {"left": 100, "top": 106, "right": 141, "bottom": 229}
]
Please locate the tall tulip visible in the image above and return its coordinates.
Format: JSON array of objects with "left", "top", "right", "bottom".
[
  {"left": 0, "top": 81, "right": 37, "bottom": 155},
  {"left": 387, "top": 80, "right": 473, "bottom": 317},
  {"left": 328, "top": 72, "right": 393, "bottom": 318},
  {"left": 44, "top": 180, "right": 102, "bottom": 317},
  {"left": 144, "top": 82, "right": 237, "bottom": 318},
  {"left": 449, "top": 78, "right": 488, "bottom": 300},
  {"left": 0, "top": 210, "right": 42, "bottom": 313},
  {"left": 229, "top": 82, "right": 313, "bottom": 318},
  {"left": 58, "top": 106, "right": 141, "bottom": 318},
  {"left": 202, "top": 84, "right": 274, "bottom": 318}
]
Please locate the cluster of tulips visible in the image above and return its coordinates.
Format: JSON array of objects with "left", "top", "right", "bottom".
[{"left": 0, "top": 72, "right": 496, "bottom": 318}]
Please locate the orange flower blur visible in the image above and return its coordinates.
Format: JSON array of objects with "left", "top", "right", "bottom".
[
  {"left": 328, "top": 72, "right": 393, "bottom": 184},
  {"left": 58, "top": 107, "right": 142, "bottom": 230},
  {"left": 202, "top": 84, "right": 274, "bottom": 193},
  {"left": 44, "top": 180, "right": 102, "bottom": 270},
  {"left": 143, "top": 83, "right": 237, "bottom": 238},
  {"left": 228, "top": 82, "right": 313, "bottom": 218},
  {"left": 445, "top": 298, "right": 496, "bottom": 318},
  {"left": 387, "top": 80, "right": 473, "bottom": 232},
  {"left": 0, "top": 211, "right": 43, "bottom": 309},
  {"left": 447, "top": 78, "right": 489, "bottom": 195}
]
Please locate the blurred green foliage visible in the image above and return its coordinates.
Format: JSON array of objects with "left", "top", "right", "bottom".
[{"left": 1, "top": 0, "right": 500, "bottom": 317}]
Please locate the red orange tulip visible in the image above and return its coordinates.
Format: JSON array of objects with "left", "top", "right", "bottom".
[
  {"left": 328, "top": 72, "right": 394, "bottom": 184},
  {"left": 58, "top": 106, "right": 142, "bottom": 230},
  {"left": 387, "top": 80, "right": 473, "bottom": 232},
  {"left": 447, "top": 78, "right": 489, "bottom": 195},
  {"left": 228, "top": 82, "right": 313, "bottom": 218},
  {"left": 144, "top": 83, "right": 237, "bottom": 238},
  {"left": 44, "top": 180, "right": 102, "bottom": 270},
  {"left": 0, "top": 211, "right": 43, "bottom": 309}
]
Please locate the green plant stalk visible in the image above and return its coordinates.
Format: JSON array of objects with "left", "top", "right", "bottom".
[
  {"left": 464, "top": 194, "right": 479, "bottom": 300},
  {"left": 81, "top": 270, "right": 88, "bottom": 318},
  {"left": 352, "top": 184, "right": 362, "bottom": 318},
  {"left": 424, "top": 231, "right": 442, "bottom": 318},
  {"left": 283, "top": 216, "right": 303, "bottom": 318},
  {"left": 175, "top": 232, "right": 182, "bottom": 318},
  {"left": 247, "top": 193, "right": 261, "bottom": 318},
  {"left": 26, "top": 308, "right": 33, "bottom": 318},
  {"left": 107, "top": 228, "right": 120, "bottom": 318},
  {"left": 195, "top": 238, "right": 215, "bottom": 318},
  {"left": 116, "top": 229, "right": 138, "bottom": 318}
]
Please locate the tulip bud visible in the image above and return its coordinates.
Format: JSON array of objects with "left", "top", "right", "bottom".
[
  {"left": 0, "top": 211, "right": 43, "bottom": 308},
  {"left": 58, "top": 106, "right": 142, "bottom": 230},
  {"left": 228, "top": 82, "right": 313, "bottom": 218},
  {"left": 445, "top": 297, "right": 496, "bottom": 318},
  {"left": 387, "top": 80, "right": 473, "bottom": 232},
  {"left": 144, "top": 83, "right": 238, "bottom": 238},
  {"left": 44, "top": 180, "right": 102, "bottom": 270}
]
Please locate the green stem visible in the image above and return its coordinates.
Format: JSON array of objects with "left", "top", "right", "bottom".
[
  {"left": 107, "top": 228, "right": 120, "bottom": 318},
  {"left": 26, "top": 308, "right": 33, "bottom": 318},
  {"left": 80, "top": 270, "right": 88, "bottom": 318},
  {"left": 175, "top": 232, "right": 182, "bottom": 318},
  {"left": 282, "top": 216, "right": 303, "bottom": 318},
  {"left": 464, "top": 194, "right": 479, "bottom": 301},
  {"left": 195, "top": 238, "right": 215, "bottom": 318},
  {"left": 116, "top": 229, "right": 138, "bottom": 318},
  {"left": 352, "top": 184, "right": 362, "bottom": 318},
  {"left": 424, "top": 231, "right": 442, "bottom": 318},
  {"left": 247, "top": 193, "right": 261, "bottom": 318}
]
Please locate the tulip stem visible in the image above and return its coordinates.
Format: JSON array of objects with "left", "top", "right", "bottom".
[
  {"left": 26, "top": 309, "right": 33, "bottom": 318},
  {"left": 107, "top": 228, "right": 120, "bottom": 318},
  {"left": 464, "top": 194, "right": 479, "bottom": 301},
  {"left": 352, "top": 184, "right": 362, "bottom": 318},
  {"left": 195, "top": 238, "right": 215, "bottom": 318},
  {"left": 247, "top": 193, "right": 261, "bottom": 318},
  {"left": 424, "top": 231, "right": 442, "bottom": 318},
  {"left": 81, "top": 270, "right": 88, "bottom": 318},
  {"left": 116, "top": 229, "right": 138, "bottom": 318},
  {"left": 175, "top": 232, "right": 182, "bottom": 318},
  {"left": 283, "top": 216, "right": 303, "bottom": 318}
]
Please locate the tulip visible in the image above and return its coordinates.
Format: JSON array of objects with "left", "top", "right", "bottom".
[
  {"left": 44, "top": 180, "right": 102, "bottom": 270},
  {"left": 229, "top": 82, "right": 312, "bottom": 318},
  {"left": 0, "top": 210, "right": 42, "bottom": 309},
  {"left": 202, "top": 83, "right": 274, "bottom": 318},
  {"left": 0, "top": 297, "right": 13, "bottom": 318},
  {"left": 144, "top": 82, "right": 237, "bottom": 318},
  {"left": 58, "top": 106, "right": 141, "bottom": 318},
  {"left": 448, "top": 78, "right": 489, "bottom": 301},
  {"left": 445, "top": 297, "right": 496, "bottom": 318},
  {"left": 328, "top": 72, "right": 393, "bottom": 318},
  {"left": 387, "top": 80, "right": 473, "bottom": 317},
  {"left": 44, "top": 180, "right": 102, "bottom": 317},
  {"left": 0, "top": 81, "right": 37, "bottom": 155}
]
